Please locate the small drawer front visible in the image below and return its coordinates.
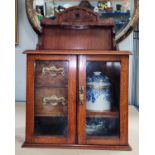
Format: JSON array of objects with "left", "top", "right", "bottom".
[
  {"left": 35, "top": 60, "right": 68, "bottom": 87},
  {"left": 35, "top": 87, "right": 68, "bottom": 117}
]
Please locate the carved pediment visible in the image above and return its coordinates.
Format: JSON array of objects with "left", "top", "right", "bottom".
[
  {"left": 41, "top": 6, "right": 114, "bottom": 27},
  {"left": 57, "top": 6, "right": 99, "bottom": 24}
]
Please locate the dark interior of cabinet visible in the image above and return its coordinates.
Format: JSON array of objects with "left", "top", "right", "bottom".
[
  {"left": 86, "top": 117, "right": 120, "bottom": 137},
  {"left": 34, "top": 116, "right": 68, "bottom": 136}
]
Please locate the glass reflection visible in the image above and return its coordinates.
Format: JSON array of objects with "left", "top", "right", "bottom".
[
  {"left": 34, "top": 60, "right": 69, "bottom": 137},
  {"left": 33, "top": 0, "right": 134, "bottom": 36}
]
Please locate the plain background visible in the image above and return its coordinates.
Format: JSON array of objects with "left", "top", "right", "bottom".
[{"left": 0, "top": 0, "right": 155, "bottom": 155}]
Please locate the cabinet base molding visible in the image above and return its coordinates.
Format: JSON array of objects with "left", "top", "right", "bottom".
[{"left": 22, "top": 142, "right": 131, "bottom": 151}]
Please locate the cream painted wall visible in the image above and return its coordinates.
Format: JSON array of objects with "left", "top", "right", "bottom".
[{"left": 15, "top": 0, "right": 134, "bottom": 103}]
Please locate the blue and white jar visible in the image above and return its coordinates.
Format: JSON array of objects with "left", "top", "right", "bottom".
[{"left": 86, "top": 72, "right": 112, "bottom": 112}]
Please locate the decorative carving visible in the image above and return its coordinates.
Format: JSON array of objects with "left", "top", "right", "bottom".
[
  {"left": 42, "top": 65, "right": 64, "bottom": 77},
  {"left": 56, "top": 6, "right": 99, "bottom": 24},
  {"left": 41, "top": 6, "right": 114, "bottom": 29},
  {"left": 42, "top": 95, "right": 66, "bottom": 106}
]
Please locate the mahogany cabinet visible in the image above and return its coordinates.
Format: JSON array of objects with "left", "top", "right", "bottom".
[
  {"left": 23, "top": 50, "right": 131, "bottom": 150},
  {"left": 23, "top": 6, "right": 131, "bottom": 150}
]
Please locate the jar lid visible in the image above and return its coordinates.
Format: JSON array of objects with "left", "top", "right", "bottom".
[{"left": 87, "top": 72, "right": 111, "bottom": 88}]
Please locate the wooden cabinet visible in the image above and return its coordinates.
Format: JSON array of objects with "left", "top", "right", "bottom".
[
  {"left": 23, "top": 51, "right": 131, "bottom": 150},
  {"left": 23, "top": 6, "right": 131, "bottom": 150}
]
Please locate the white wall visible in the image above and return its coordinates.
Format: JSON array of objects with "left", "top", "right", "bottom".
[
  {"left": 15, "top": 0, "right": 134, "bottom": 103},
  {"left": 15, "top": 0, "right": 38, "bottom": 101}
]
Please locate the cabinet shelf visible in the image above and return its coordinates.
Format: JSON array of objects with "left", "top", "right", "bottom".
[
  {"left": 86, "top": 110, "right": 119, "bottom": 118},
  {"left": 35, "top": 113, "right": 67, "bottom": 117},
  {"left": 87, "top": 135, "right": 119, "bottom": 139},
  {"left": 35, "top": 85, "right": 68, "bottom": 88},
  {"left": 35, "top": 110, "right": 119, "bottom": 118}
]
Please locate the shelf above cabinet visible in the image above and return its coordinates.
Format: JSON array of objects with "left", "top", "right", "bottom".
[{"left": 23, "top": 50, "right": 132, "bottom": 55}]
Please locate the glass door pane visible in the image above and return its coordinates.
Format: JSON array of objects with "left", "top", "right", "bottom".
[
  {"left": 34, "top": 60, "right": 69, "bottom": 137},
  {"left": 86, "top": 61, "right": 120, "bottom": 138}
]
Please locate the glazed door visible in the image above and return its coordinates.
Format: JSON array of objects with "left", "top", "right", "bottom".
[
  {"left": 26, "top": 55, "right": 77, "bottom": 144},
  {"left": 78, "top": 55, "right": 129, "bottom": 145}
]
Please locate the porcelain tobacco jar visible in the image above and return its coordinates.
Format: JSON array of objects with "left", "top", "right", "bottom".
[{"left": 86, "top": 71, "right": 112, "bottom": 112}]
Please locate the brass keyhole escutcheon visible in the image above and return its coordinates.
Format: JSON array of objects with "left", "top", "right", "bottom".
[{"left": 79, "top": 85, "right": 84, "bottom": 105}]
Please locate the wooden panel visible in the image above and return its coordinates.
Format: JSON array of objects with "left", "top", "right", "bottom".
[
  {"left": 31, "top": 136, "right": 67, "bottom": 144},
  {"left": 25, "top": 55, "right": 35, "bottom": 143},
  {"left": 67, "top": 56, "right": 77, "bottom": 143},
  {"left": 23, "top": 142, "right": 131, "bottom": 150},
  {"left": 86, "top": 137, "right": 120, "bottom": 145},
  {"left": 119, "top": 56, "right": 129, "bottom": 145},
  {"left": 86, "top": 55, "right": 121, "bottom": 61},
  {"left": 87, "top": 110, "right": 119, "bottom": 118},
  {"left": 35, "top": 61, "right": 68, "bottom": 87},
  {"left": 37, "top": 6, "right": 115, "bottom": 50},
  {"left": 78, "top": 56, "right": 87, "bottom": 144},
  {"left": 40, "top": 28, "right": 113, "bottom": 50}
]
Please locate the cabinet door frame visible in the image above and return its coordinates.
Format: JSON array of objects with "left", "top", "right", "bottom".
[
  {"left": 78, "top": 55, "right": 129, "bottom": 145},
  {"left": 25, "top": 54, "right": 77, "bottom": 144}
]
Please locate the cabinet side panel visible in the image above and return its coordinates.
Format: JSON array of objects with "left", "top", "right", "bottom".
[
  {"left": 120, "top": 56, "right": 129, "bottom": 145},
  {"left": 25, "top": 55, "right": 35, "bottom": 143}
]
